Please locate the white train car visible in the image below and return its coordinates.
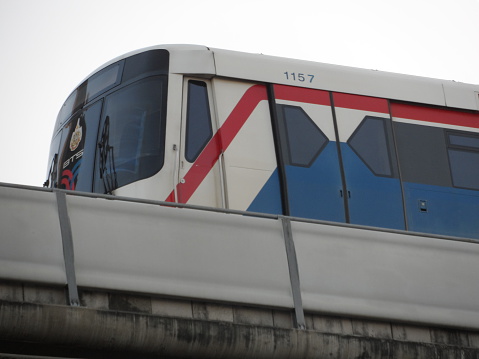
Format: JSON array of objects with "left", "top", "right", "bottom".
[{"left": 45, "top": 45, "right": 479, "bottom": 239}]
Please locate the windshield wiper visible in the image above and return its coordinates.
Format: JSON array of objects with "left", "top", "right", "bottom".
[{"left": 98, "top": 116, "right": 118, "bottom": 194}]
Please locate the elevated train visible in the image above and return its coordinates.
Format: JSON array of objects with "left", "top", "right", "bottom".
[{"left": 45, "top": 45, "right": 479, "bottom": 239}]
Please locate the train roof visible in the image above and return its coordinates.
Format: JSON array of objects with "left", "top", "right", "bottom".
[{"left": 86, "top": 44, "right": 479, "bottom": 111}]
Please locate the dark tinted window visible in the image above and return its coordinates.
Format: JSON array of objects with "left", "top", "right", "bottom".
[
  {"left": 447, "top": 132, "right": 479, "bottom": 190},
  {"left": 94, "top": 77, "right": 167, "bottom": 193},
  {"left": 394, "top": 122, "right": 452, "bottom": 187},
  {"left": 348, "top": 116, "right": 392, "bottom": 177},
  {"left": 54, "top": 49, "right": 169, "bottom": 133},
  {"left": 123, "top": 49, "right": 169, "bottom": 83},
  {"left": 56, "top": 64, "right": 121, "bottom": 129},
  {"left": 448, "top": 150, "right": 479, "bottom": 190},
  {"left": 185, "top": 80, "right": 213, "bottom": 162},
  {"left": 280, "top": 105, "right": 328, "bottom": 167},
  {"left": 449, "top": 133, "right": 479, "bottom": 149},
  {"left": 58, "top": 100, "right": 103, "bottom": 192},
  {"left": 56, "top": 84, "right": 87, "bottom": 130},
  {"left": 56, "top": 92, "right": 77, "bottom": 129},
  {"left": 85, "top": 62, "right": 122, "bottom": 101}
]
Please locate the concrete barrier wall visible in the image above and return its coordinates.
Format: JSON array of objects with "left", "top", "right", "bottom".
[
  {"left": 67, "top": 194, "right": 294, "bottom": 308},
  {"left": 1, "top": 183, "right": 479, "bottom": 330},
  {"left": 0, "top": 185, "right": 66, "bottom": 284},
  {"left": 293, "top": 220, "right": 479, "bottom": 328}
]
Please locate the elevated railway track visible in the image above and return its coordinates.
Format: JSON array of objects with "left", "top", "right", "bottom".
[{"left": 1, "top": 182, "right": 479, "bottom": 358}]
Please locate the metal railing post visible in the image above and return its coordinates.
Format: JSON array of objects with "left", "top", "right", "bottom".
[
  {"left": 280, "top": 216, "right": 305, "bottom": 329},
  {"left": 55, "top": 190, "right": 80, "bottom": 306}
]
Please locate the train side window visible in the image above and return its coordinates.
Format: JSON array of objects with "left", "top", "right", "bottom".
[
  {"left": 279, "top": 105, "right": 328, "bottom": 167},
  {"left": 447, "top": 132, "right": 479, "bottom": 190},
  {"left": 448, "top": 133, "right": 479, "bottom": 149},
  {"left": 394, "top": 122, "right": 452, "bottom": 187},
  {"left": 348, "top": 116, "right": 392, "bottom": 177},
  {"left": 185, "top": 80, "right": 213, "bottom": 162}
]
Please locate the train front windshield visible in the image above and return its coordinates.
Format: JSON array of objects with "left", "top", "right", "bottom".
[{"left": 45, "top": 50, "right": 169, "bottom": 193}]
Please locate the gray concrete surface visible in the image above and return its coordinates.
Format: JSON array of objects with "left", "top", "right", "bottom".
[{"left": 1, "top": 281, "right": 479, "bottom": 358}]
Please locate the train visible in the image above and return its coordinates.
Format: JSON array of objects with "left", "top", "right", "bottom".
[{"left": 45, "top": 45, "right": 479, "bottom": 239}]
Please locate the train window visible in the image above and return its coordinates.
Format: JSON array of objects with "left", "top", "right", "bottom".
[
  {"left": 185, "top": 80, "right": 213, "bottom": 162},
  {"left": 57, "top": 100, "right": 103, "bottom": 192},
  {"left": 94, "top": 77, "right": 167, "bottom": 193},
  {"left": 56, "top": 84, "right": 88, "bottom": 129},
  {"left": 448, "top": 133, "right": 479, "bottom": 149},
  {"left": 348, "top": 116, "right": 392, "bottom": 177},
  {"left": 447, "top": 132, "right": 479, "bottom": 190},
  {"left": 85, "top": 62, "right": 122, "bottom": 102},
  {"left": 279, "top": 105, "right": 328, "bottom": 167},
  {"left": 394, "top": 122, "right": 452, "bottom": 187},
  {"left": 122, "top": 49, "right": 169, "bottom": 83},
  {"left": 56, "top": 92, "right": 77, "bottom": 129},
  {"left": 56, "top": 64, "right": 121, "bottom": 129},
  {"left": 55, "top": 51, "right": 169, "bottom": 135}
]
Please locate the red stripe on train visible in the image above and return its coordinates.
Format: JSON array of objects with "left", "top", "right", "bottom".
[
  {"left": 333, "top": 92, "right": 389, "bottom": 113},
  {"left": 391, "top": 102, "right": 479, "bottom": 128},
  {"left": 167, "top": 84, "right": 268, "bottom": 203},
  {"left": 274, "top": 84, "right": 331, "bottom": 105},
  {"left": 275, "top": 85, "right": 389, "bottom": 113}
]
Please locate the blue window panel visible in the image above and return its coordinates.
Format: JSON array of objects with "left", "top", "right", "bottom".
[
  {"left": 449, "top": 134, "right": 479, "bottom": 149},
  {"left": 348, "top": 116, "right": 392, "bottom": 177},
  {"left": 185, "top": 81, "right": 213, "bottom": 162},
  {"left": 403, "top": 182, "right": 479, "bottom": 239},
  {"left": 341, "top": 144, "right": 405, "bottom": 230},
  {"left": 448, "top": 149, "right": 479, "bottom": 190},
  {"left": 285, "top": 142, "right": 345, "bottom": 222},
  {"left": 247, "top": 170, "right": 283, "bottom": 215},
  {"left": 282, "top": 105, "right": 328, "bottom": 167}
]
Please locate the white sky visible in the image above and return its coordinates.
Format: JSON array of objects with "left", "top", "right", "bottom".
[{"left": 1, "top": 0, "right": 478, "bottom": 187}]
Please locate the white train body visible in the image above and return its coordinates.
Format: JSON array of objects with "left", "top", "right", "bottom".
[{"left": 46, "top": 45, "right": 479, "bottom": 239}]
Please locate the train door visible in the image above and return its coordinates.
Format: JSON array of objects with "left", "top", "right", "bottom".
[
  {"left": 273, "top": 85, "right": 405, "bottom": 229},
  {"left": 213, "top": 79, "right": 282, "bottom": 214},
  {"left": 273, "top": 85, "right": 346, "bottom": 222},
  {"left": 175, "top": 78, "right": 223, "bottom": 208},
  {"left": 332, "top": 93, "right": 405, "bottom": 230}
]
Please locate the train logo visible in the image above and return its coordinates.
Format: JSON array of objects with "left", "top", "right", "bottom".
[{"left": 69, "top": 118, "right": 83, "bottom": 151}]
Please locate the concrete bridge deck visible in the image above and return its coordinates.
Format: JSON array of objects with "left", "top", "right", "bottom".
[{"left": 1, "top": 281, "right": 479, "bottom": 359}]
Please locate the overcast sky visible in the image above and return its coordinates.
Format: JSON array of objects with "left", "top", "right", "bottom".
[{"left": 1, "top": 0, "right": 478, "bottom": 187}]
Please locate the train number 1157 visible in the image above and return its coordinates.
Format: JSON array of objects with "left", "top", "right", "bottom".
[{"left": 284, "top": 72, "right": 315, "bottom": 83}]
